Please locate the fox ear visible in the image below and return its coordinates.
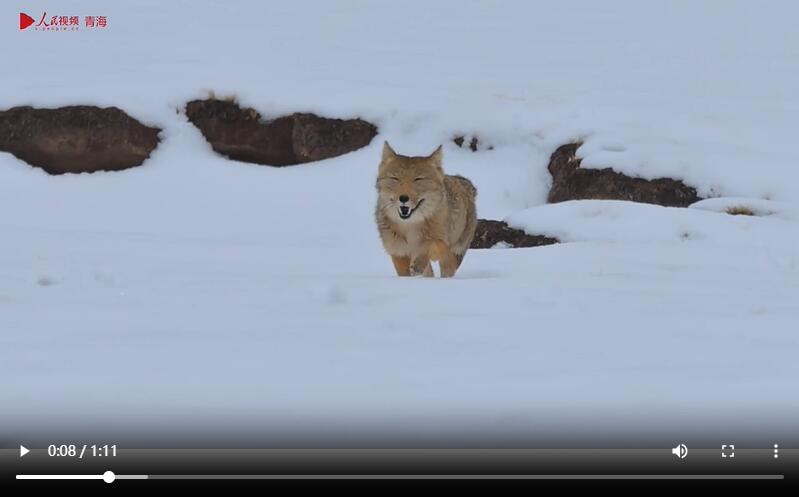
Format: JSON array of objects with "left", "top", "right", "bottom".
[
  {"left": 428, "top": 145, "right": 443, "bottom": 169},
  {"left": 382, "top": 141, "right": 397, "bottom": 161}
]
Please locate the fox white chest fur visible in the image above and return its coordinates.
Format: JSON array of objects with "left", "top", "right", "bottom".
[{"left": 379, "top": 218, "right": 428, "bottom": 258}]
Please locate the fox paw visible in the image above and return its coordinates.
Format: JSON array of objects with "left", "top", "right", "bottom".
[{"left": 410, "top": 262, "right": 433, "bottom": 277}]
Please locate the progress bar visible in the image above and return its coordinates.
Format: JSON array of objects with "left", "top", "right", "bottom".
[
  {"left": 16, "top": 473, "right": 785, "bottom": 481},
  {"left": 148, "top": 474, "right": 786, "bottom": 480},
  {"left": 16, "top": 472, "right": 147, "bottom": 483}
]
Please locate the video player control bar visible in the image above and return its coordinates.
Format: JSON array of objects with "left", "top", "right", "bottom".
[{"left": 5, "top": 448, "right": 794, "bottom": 485}]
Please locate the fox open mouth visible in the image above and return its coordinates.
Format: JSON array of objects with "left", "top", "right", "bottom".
[{"left": 398, "top": 199, "right": 424, "bottom": 219}]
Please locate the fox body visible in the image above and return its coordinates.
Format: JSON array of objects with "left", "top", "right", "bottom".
[{"left": 375, "top": 142, "right": 477, "bottom": 277}]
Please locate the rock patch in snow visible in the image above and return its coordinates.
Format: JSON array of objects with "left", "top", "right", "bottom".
[
  {"left": 0, "top": 106, "right": 161, "bottom": 175},
  {"left": 453, "top": 134, "right": 492, "bottom": 152},
  {"left": 471, "top": 219, "right": 558, "bottom": 249},
  {"left": 547, "top": 142, "right": 700, "bottom": 207},
  {"left": 185, "top": 99, "right": 378, "bottom": 166}
]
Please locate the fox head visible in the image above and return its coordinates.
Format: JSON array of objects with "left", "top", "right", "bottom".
[{"left": 376, "top": 142, "right": 446, "bottom": 223}]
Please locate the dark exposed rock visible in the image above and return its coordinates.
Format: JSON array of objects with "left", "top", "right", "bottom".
[
  {"left": 453, "top": 134, "right": 492, "bottom": 152},
  {"left": 471, "top": 219, "right": 559, "bottom": 249},
  {"left": 547, "top": 142, "right": 700, "bottom": 207},
  {"left": 185, "top": 99, "right": 378, "bottom": 166},
  {"left": 0, "top": 106, "right": 161, "bottom": 175}
]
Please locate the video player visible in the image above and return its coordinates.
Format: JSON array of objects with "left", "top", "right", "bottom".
[{"left": 2, "top": 0, "right": 797, "bottom": 489}]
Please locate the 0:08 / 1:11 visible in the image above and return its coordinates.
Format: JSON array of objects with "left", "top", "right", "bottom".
[{"left": 47, "top": 444, "right": 117, "bottom": 458}]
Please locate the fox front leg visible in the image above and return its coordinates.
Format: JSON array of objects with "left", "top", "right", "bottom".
[
  {"left": 430, "top": 240, "right": 459, "bottom": 278},
  {"left": 438, "top": 250, "right": 461, "bottom": 278},
  {"left": 391, "top": 255, "right": 411, "bottom": 277}
]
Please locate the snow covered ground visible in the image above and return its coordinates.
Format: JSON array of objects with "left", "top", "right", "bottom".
[{"left": 1, "top": 1, "right": 797, "bottom": 447}]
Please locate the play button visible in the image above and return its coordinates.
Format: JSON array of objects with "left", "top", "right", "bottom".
[
  {"left": 20, "top": 445, "right": 30, "bottom": 458},
  {"left": 20, "top": 13, "right": 35, "bottom": 30}
]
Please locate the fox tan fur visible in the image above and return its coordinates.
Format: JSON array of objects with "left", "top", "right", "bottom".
[{"left": 375, "top": 142, "right": 477, "bottom": 277}]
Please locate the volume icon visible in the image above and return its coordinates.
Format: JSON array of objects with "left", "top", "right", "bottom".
[{"left": 671, "top": 444, "right": 688, "bottom": 459}]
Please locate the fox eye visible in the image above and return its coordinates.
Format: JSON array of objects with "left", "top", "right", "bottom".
[{"left": 414, "top": 177, "right": 427, "bottom": 182}]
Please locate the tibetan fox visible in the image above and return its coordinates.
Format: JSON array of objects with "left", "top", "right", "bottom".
[{"left": 375, "top": 142, "right": 477, "bottom": 277}]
